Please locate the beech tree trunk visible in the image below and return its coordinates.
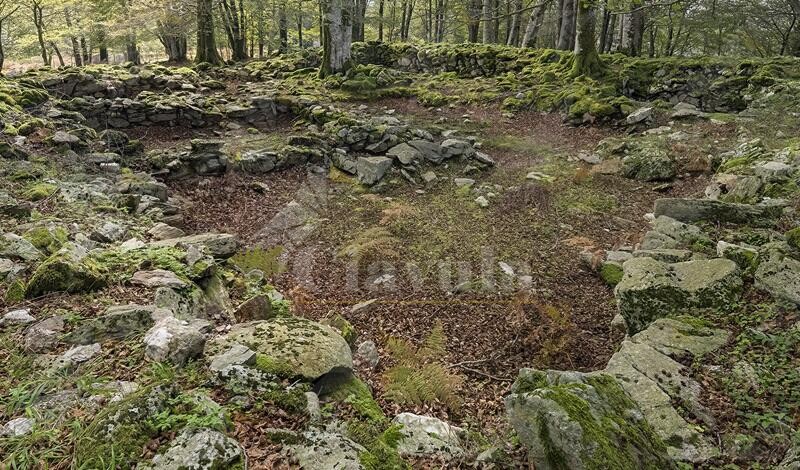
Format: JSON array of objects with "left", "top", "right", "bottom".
[
  {"left": 353, "top": 0, "right": 366, "bottom": 41},
  {"left": 196, "top": 0, "right": 223, "bottom": 64},
  {"left": 507, "top": 0, "right": 523, "bottom": 45},
  {"left": 483, "top": 0, "right": 496, "bottom": 43},
  {"left": 320, "top": 0, "right": 354, "bottom": 77},
  {"left": 557, "top": 0, "right": 576, "bottom": 50},
  {"left": 33, "top": 2, "right": 48, "bottom": 66},
  {"left": 279, "top": 4, "right": 288, "bottom": 53},
  {"left": 572, "top": 0, "right": 603, "bottom": 77},
  {"left": 378, "top": 0, "right": 385, "bottom": 40},
  {"left": 468, "top": 0, "right": 482, "bottom": 42},
  {"left": 522, "top": 0, "right": 550, "bottom": 47}
]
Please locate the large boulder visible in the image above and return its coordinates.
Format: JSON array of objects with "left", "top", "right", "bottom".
[
  {"left": 25, "top": 243, "right": 106, "bottom": 298},
  {"left": 615, "top": 257, "right": 741, "bottom": 334},
  {"left": 605, "top": 318, "right": 729, "bottom": 463},
  {"left": 622, "top": 146, "right": 676, "bottom": 182},
  {"left": 0, "top": 233, "right": 42, "bottom": 262},
  {"left": 205, "top": 316, "right": 353, "bottom": 380},
  {"left": 144, "top": 316, "right": 210, "bottom": 365},
  {"left": 505, "top": 369, "right": 675, "bottom": 470},
  {"left": 64, "top": 304, "right": 171, "bottom": 344},
  {"left": 386, "top": 142, "right": 421, "bottom": 164},
  {"left": 287, "top": 426, "right": 365, "bottom": 470},
  {"left": 138, "top": 428, "right": 244, "bottom": 469}
]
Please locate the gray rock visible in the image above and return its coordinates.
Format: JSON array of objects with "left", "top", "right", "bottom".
[
  {"left": 54, "top": 343, "right": 101, "bottom": 369},
  {"left": 632, "top": 249, "right": 694, "bottom": 263},
  {"left": 356, "top": 156, "right": 393, "bottom": 186},
  {"left": 717, "top": 241, "right": 759, "bottom": 272},
  {"left": 150, "top": 233, "right": 239, "bottom": 258},
  {"left": 233, "top": 294, "right": 274, "bottom": 323},
  {"left": 386, "top": 143, "right": 421, "bottom": 165},
  {"left": 209, "top": 344, "right": 257, "bottom": 373},
  {"left": 605, "top": 318, "right": 729, "bottom": 463},
  {"left": 754, "top": 161, "right": 794, "bottom": 182},
  {"left": 441, "top": 139, "right": 474, "bottom": 158},
  {"left": 506, "top": 369, "right": 676, "bottom": 470},
  {"left": 421, "top": 171, "right": 438, "bottom": 183},
  {"left": 52, "top": 131, "right": 80, "bottom": 145},
  {"left": 355, "top": 340, "right": 380, "bottom": 370},
  {"left": 140, "top": 428, "right": 243, "bottom": 469},
  {"left": 408, "top": 139, "right": 443, "bottom": 163},
  {"left": 473, "top": 151, "right": 496, "bottom": 166},
  {"left": 393, "top": 412, "right": 465, "bottom": 459},
  {"left": 0, "top": 233, "right": 42, "bottom": 261},
  {"left": 155, "top": 286, "right": 210, "bottom": 319},
  {"left": 2, "top": 417, "right": 35, "bottom": 437},
  {"left": 144, "top": 316, "right": 210, "bottom": 365},
  {"left": 474, "top": 195, "right": 489, "bottom": 207},
  {"left": 615, "top": 257, "right": 742, "bottom": 334},
  {"left": 235, "top": 149, "right": 278, "bottom": 174},
  {"left": 671, "top": 102, "right": 705, "bottom": 119},
  {"left": 148, "top": 223, "right": 185, "bottom": 240},
  {"left": 206, "top": 316, "right": 353, "bottom": 380},
  {"left": 779, "top": 440, "right": 800, "bottom": 469},
  {"left": 755, "top": 251, "right": 800, "bottom": 305},
  {"left": 64, "top": 304, "right": 170, "bottom": 344},
  {"left": 454, "top": 178, "right": 475, "bottom": 187},
  {"left": 305, "top": 391, "right": 321, "bottom": 421},
  {"left": 24, "top": 316, "right": 65, "bottom": 352},
  {"left": 627, "top": 106, "right": 654, "bottom": 124},
  {"left": 288, "top": 426, "right": 365, "bottom": 470},
  {"left": 131, "top": 269, "right": 188, "bottom": 289},
  {"left": 654, "top": 198, "right": 786, "bottom": 225},
  {"left": 1, "top": 308, "right": 35, "bottom": 326},
  {"left": 622, "top": 147, "right": 676, "bottom": 182},
  {"left": 90, "top": 221, "right": 127, "bottom": 243}
]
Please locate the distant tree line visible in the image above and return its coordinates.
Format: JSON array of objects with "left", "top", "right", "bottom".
[{"left": 1, "top": 0, "right": 799, "bottom": 76}]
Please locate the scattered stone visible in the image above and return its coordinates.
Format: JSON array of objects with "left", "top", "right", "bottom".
[
  {"left": 1, "top": 308, "right": 35, "bottom": 327},
  {"left": 25, "top": 243, "right": 106, "bottom": 298},
  {"left": 350, "top": 298, "right": 377, "bottom": 314},
  {"left": 355, "top": 340, "right": 380, "bottom": 370},
  {"left": 454, "top": 178, "right": 475, "bottom": 187},
  {"left": 755, "top": 251, "right": 800, "bottom": 306},
  {"left": 654, "top": 198, "right": 785, "bottom": 225},
  {"left": 233, "top": 294, "right": 274, "bottom": 323},
  {"left": 356, "top": 156, "right": 393, "bottom": 185},
  {"left": 627, "top": 106, "right": 654, "bottom": 124},
  {"left": 421, "top": 171, "right": 438, "bottom": 183},
  {"left": 139, "top": 428, "right": 244, "bottom": 469},
  {"left": 441, "top": 138, "right": 474, "bottom": 158},
  {"left": 24, "top": 315, "right": 65, "bottom": 352},
  {"left": 386, "top": 143, "right": 421, "bottom": 164},
  {"left": 148, "top": 223, "right": 185, "bottom": 240},
  {"left": 150, "top": 233, "right": 239, "bottom": 258},
  {"left": 288, "top": 426, "right": 365, "bottom": 470},
  {"left": 474, "top": 195, "right": 489, "bottom": 207},
  {"left": 131, "top": 269, "right": 188, "bottom": 289},
  {"left": 2, "top": 417, "right": 35, "bottom": 437},
  {"left": 144, "top": 316, "right": 210, "bottom": 365},
  {"left": 90, "top": 221, "right": 127, "bottom": 243},
  {"left": 209, "top": 344, "right": 257, "bottom": 373},
  {"left": 525, "top": 171, "right": 554, "bottom": 182},
  {"left": 54, "top": 343, "right": 101, "bottom": 369},
  {"left": 393, "top": 412, "right": 465, "bottom": 459},
  {"left": 52, "top": 130, "right": 80, "bottom": 145},
  {"left": 1, "top": 233, "right": 43, "bottom": 262}
]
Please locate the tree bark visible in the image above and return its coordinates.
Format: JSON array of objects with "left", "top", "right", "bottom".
[
  {"left": 378, "top": 0, "right": 385, "bottom": 40},
  {"left": 557, "top": 0, "right": 576, "bottom": 50},
  {"left": 507, "top": 0, "right": 523, "bottom": 45},
  {"left": 320, "top": 0, "right": 354, "bottom": 77},
  {"left": 279, "top": 4, "right": 289, "bottom": 52},
  {"left": 32, "top": 2, "right": 48, "bottom": 66},
  {"left": 468, "top": 0, "right": 482, "bottom": 42},
  {"left": 50, "top": 42, "right": 65, "bottom": 67},
  {"left": 522, "top": 0, "right": 550, "bottom": 47},
  {"left": 483, "top": 0, "right": 496, "bottom": 43},
  {"left": 572, "top": 0, "right": 603, "bottom": 77},
  {"left": 353, "top": 0, "right": 367, "bottom": 41},
  {"left": 196, "top": 0, "right": 223, "bottom": 64},
  {"left": 220, "top": 0, "right": 247, "bottom": 61}
]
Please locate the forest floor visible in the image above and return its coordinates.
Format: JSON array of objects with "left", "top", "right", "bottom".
[{"left": 170, "top": 100, "right": 726, "bottom": 433}]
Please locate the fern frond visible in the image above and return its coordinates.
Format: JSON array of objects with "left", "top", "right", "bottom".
[{"left": 418, "top": 320, "right": 447, "bottom": 362}]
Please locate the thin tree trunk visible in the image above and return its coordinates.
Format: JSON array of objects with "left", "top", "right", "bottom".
[
  {"left": 64, "top": 8, "right": 82, "bottom": 66},
  {"left": 50, "top": 41, "right": 65, "bottom": 67},
  {"left": 522, "top": 0, "right": 549, "bottom": 47},
  {"left": 378, "top": 0, "right": 386, "bottom": 40},
  {"left": 557, "top": 0, "right": 575, "bottom": 50},
  {"left": 279, "top": 4, "right": 288, "bottom": 52},
  {"left": 33, "top": 3, "right": 48, "bottom": 66},
  {"left": 483, "top": 0, "right": 495, "bottom": 43},
  {"left": 468, "top": 0, "right": 481, "bottom": 42}
]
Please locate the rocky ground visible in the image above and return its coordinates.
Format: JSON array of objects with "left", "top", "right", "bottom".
[{"left": 1, "top": 45, "right": 799, "bottom": 469}]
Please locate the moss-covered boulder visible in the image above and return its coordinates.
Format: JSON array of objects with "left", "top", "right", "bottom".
[
  {"left": 206, "top": 316, "right": 353, "bottom": 380},
  {"left": 615, "top": 257, "right": 741, "bottom": 334},
  {"left": 505, "top": 369, "right": 676, "bottom": 470},
  {"left": 25, "top": 243, "right": 106, "bottom": 298},
  {"left": 138, "top": 428, "right": 244, "bottom": 469}
]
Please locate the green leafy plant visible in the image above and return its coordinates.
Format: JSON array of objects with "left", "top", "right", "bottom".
[
  {"left": 229, "top": 246, "right": 286, "bottom": 277},
  {"left": 382, "top": 321, "right": 463, "bottom": 410}
]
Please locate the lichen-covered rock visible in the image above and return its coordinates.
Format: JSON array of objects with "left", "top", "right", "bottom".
[
  {"left": 622, "top": 146, "right": 676, "bottom": 182},
  {"left": 64, "top": 304, "right": 170, "bottom": 344},
  {"left": 654, "top": 198, "right": 786, "bottom": 225},
  {"left": 615, "top": 257, "right": 741, "bottom": 333},
  {"left": 505, "top": 369, "right": 675, "bottom": 470},
  {"left": 755, "top": 251, "right": 800, "bottom": 305},
  {"left": 287, "top": 426, "right": 365, "bottom": 470},
  {"left": 1, "top": 232, "right": 43, "bottom": 262},
  {"left": 605, "top": 318, "right": 729, "bottom": 463},
  {"left": 25, "top": 243, "right": 106, "bottom": 298},
  {"left": 206, "top": 316, "right": 353, "bottom": 380},
  {"left": 386, "top": 142, "right": 421, "bottom": 164},
  {"left": 149, "top": 233, "right": 239, "bottom": 258},
  {"left": 392, "top": 412, "right": 465, "bottom": 459},
  {"left": 139, "top": 428, "right": 244, "bottom": 470},
  {"left": 144, "top": 316, "right": 210, "bottom": 365}
]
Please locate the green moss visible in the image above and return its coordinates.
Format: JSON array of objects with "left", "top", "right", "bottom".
[
  {"left": 323, "top": 314, "right": 358, "bottom": 346},
  {"left": 324, "top": 374, "right": 385, "bottom": 422},
  {"left": 417, "top": 90, "right": 450, "bottom": 107},
  {"left": 25, "top": 247, "right": 107, "bottom": 298},
  {"left": 786, "top": 227, "right": 800, "bottom": 250},
  {"left": 600, "top": 263, "right": 624, "bottom": 286},
  {"left": 90, "top": 246, "right": 195, "bottom": 282},
  {"left": 254, "top": 353, "right": 296, "bottom": 378},
  {"left": 348, "top": 422, "right": 409, "bottom": 470},
  {"left": 23, "top": 226, "right": 68, "bottom": 255},
  {"left": 22, "top": 183, "right": 57, "bottom": 201},
  {"left": 18, "top": 118, "right": 47, "bottom": 136},
  {"left": 5, "top": 279, "right": 25, "bottom": 303}
]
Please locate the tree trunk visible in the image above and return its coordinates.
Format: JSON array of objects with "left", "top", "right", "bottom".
[
  {"left": 507, "top": 0, "right": 522, "bottom": 45},
  {"left": 557, "top": 0, "right": 576, "bottom": 50},
  {"left": 468, "top": 0, "right": 481, "bottom": 42},
  {"left": 522, "top": 0, "right": 549, "bottom": 47},
  {"left": 279, "top": 4, "right": 289, "bottom": 52},
  {"left": 572, "top": 0, "right": 603, "bottom": 77},
  {"left": 789, "top": 0, "right": 800, "bottom": 55},
  {"left": 33, "top": 3, "right": 48, "bottom": 66},
  {"left": 378, "top": 0, "right": 385, "bottom": 40},
  {"left": 196, "top": 0, "right": 223, "bottom": 64},
  {"left": 0, "top": 22, "right": 4, "bottom": 72},
  {"left": 320, "top": 0, "right": 354, "bottom": 77},
  {"left": 50, "top": 42, "right": 65, "bottom": 67},
  {"left": 353, "top": 0, "right": 366, "bottom": 41},
  {"left": 126, "top": 38, "right": 140, "bottom": 64},
  {"left": 160, "top": 30, "right": 188, "bottom": 62},
  {"left": 65, "top": 8, "right": 82, "bottom": 66},
  {"left": 298, "top": 11, "right": 304, "bottom": 47},
  {"left": 220, "top": 0, "right": 248, "bottom": 61},
  {"left": 483, "top": 0, "right": 495, "bottom": 43},
  {"left": 80, "top": 37, "right": 90, "bottom": 64}
]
